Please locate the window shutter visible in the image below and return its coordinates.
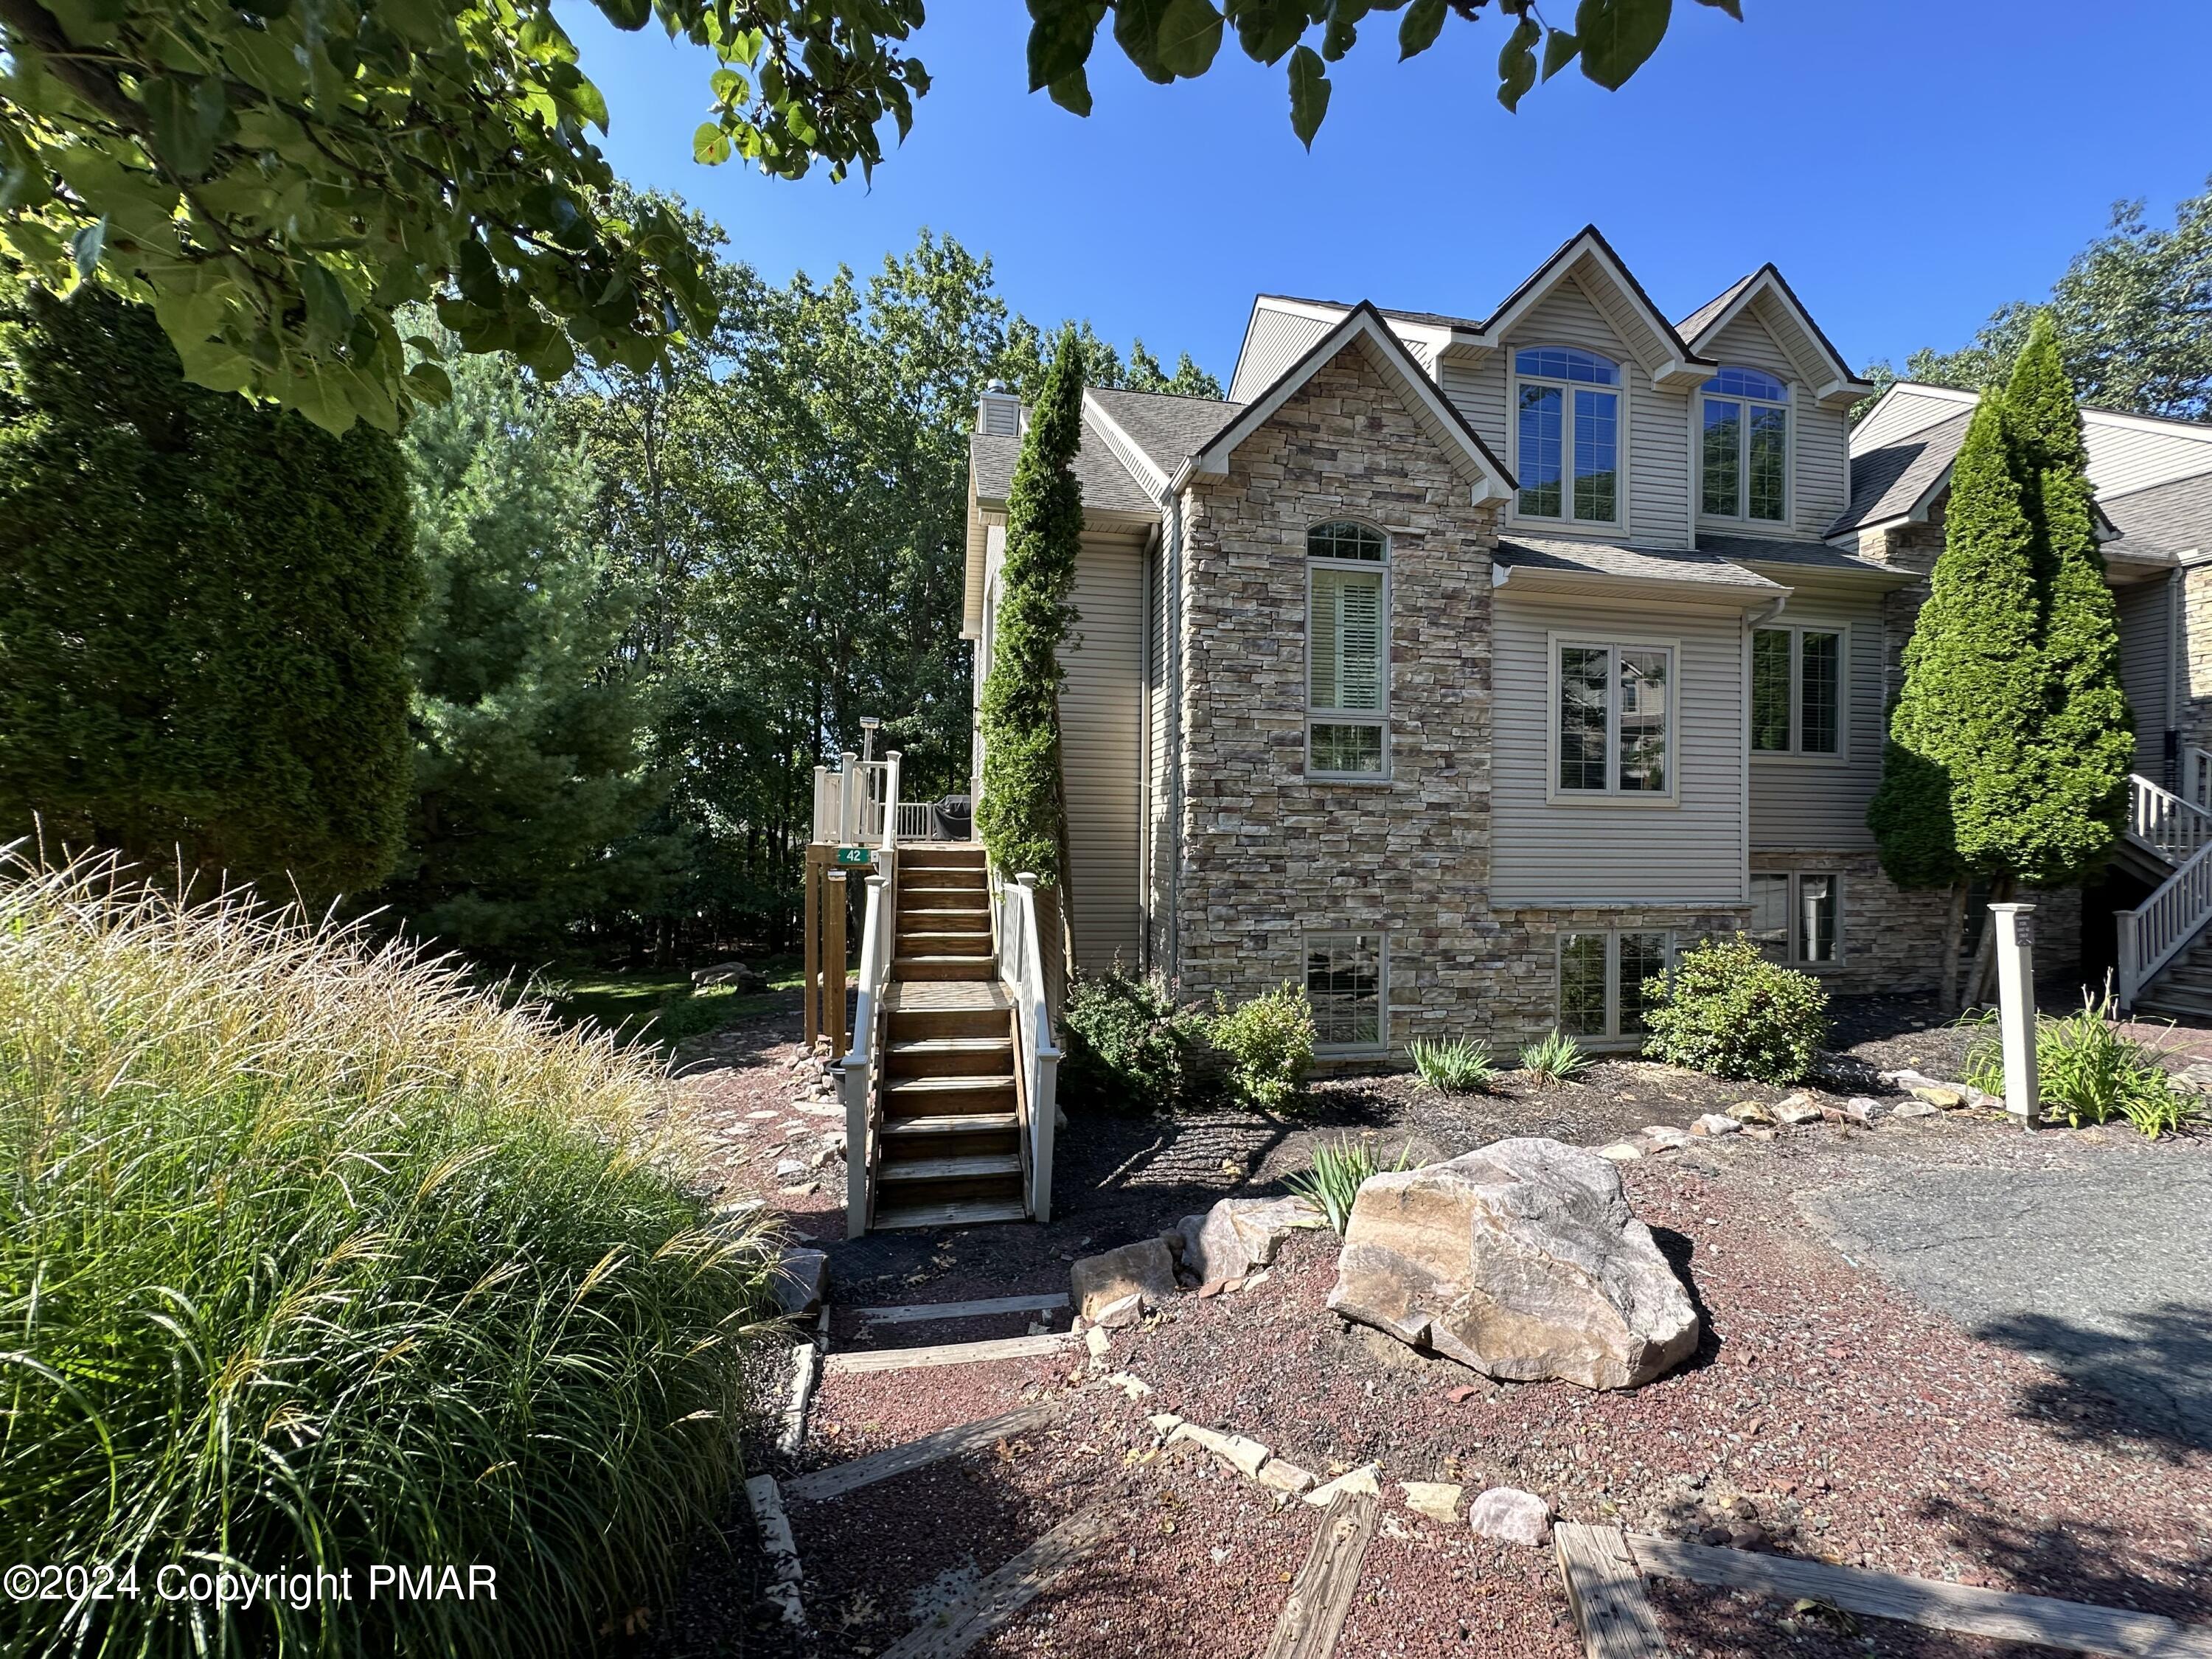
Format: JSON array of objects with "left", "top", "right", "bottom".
[
  {"left": 1335, "top": 574, "right": 1382, "bottom": 711},
  {"left": 1310, "top": 573, "right": 1340, "bottom": 708}
]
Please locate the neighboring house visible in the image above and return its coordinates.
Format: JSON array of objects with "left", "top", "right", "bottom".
[{"left": 961, "top": 227, "right": 2212, "bottom": 1054}]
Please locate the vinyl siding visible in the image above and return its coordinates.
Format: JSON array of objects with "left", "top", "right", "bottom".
[
  {"left": 1060, "top": 532, "right": 1147, "bottom": 971},
  {"left": 1853, "top": 386, "right": 1971, "bottom": 453},
  {"left": 1696, "top": 298, "right": 1848, "bottom": 542},
  {"left": 1492, "top": 591, "right": 1747, "bottom": 902},
  {"left": 1746, "top": 579, "right": 1886, "bottom": 850},
  {"left": 2116, "top": 577, "right": 2174, "bottom": 777},
  {"left": 2084, "top": 423, "right": 2212, "bottom": 498},
  {"left": 1441, "top": 276, "right": 1691, "bottom": 549},
  {"left": 1230, "top": 305, "right": 1335, "bottom": 403}
]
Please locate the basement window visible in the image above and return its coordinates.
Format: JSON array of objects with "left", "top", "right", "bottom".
[
  {"left": 1751, "top": 872, "right": 1840, "bottom": 965},
  {"left": 1559, "top": 930, "right": 1672, "bottom": 1041},
  {"left": 1307, "top": 932, "right": 1385, "bottom": 1051}
]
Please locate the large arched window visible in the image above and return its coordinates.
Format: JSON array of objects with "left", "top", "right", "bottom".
[
  {"left": 1306, "top": 519, "right": 1388, "bottom": 778},
  {"left": 1512, "top": 347, "right": 1621, "bottom": 526},
  {"left": 1702, "top": 366, "right": 1790, "bottom": 522}
]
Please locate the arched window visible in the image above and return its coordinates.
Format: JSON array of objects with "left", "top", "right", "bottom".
[
  {"left": 1702, "top": 366, "right": 1790, "bottom": 522},
  {"left": 1307, "top": 520, "right": 1389, "bottom": 777},
  {"left": 1512, "top": 347, "right": 1621, "bottom": 525}
]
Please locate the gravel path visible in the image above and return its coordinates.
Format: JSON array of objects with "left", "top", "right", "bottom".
[{"left": 1801, "top": 1135, "right": 2212, "bottom": 1453}]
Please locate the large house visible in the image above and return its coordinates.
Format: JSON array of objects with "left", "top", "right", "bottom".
[{"left": 959, "top": 227, "right": 2212, "bottom": 1058}]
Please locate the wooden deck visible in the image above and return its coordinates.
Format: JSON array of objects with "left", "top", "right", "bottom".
[{"left": 883, "top": 979, "right": 1010, "bottom": 1013}]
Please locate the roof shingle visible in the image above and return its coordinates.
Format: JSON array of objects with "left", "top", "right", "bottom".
[{"left": 1495, "top": 536, "right": 1784, "bottom": 593}]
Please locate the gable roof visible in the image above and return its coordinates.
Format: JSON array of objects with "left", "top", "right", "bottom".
[
  {"left": 1826, "top": 408, "right": 1972, "bottom": 538},
  {"left": 1675, "top": 264, "right": 1873, "bottom": 400},
  {"left": 2104, "top": 473, "right": 2212, "bottom": 559},
  {"left": 1475, "top": 225, "right": 1710, "bottom": 387},
  {"left": 1492, "top": 535, "right": 1785, "bottom": 602},
  {"left": 1183, "top": 302, "right": 1514, "bottom": 502},
  {"left": 967, "top": 413, "right": 1161, "bottom": 516}
]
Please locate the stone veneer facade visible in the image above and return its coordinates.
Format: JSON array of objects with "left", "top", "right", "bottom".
[{"left": 1168, "top": 342, "right": 1509, "bottom": 1051}]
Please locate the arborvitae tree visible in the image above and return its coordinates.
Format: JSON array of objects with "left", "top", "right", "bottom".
[
  {"left": 0, "top": 283, "right": 418, "bottom": 897},
  {"left": 976, "top": 330, "right": 1085, "bottom": 883},
  {"left": 1867, "top": 394, "right": 2043, "bottom": 1006},
  {"left": 381, "top": 345, "right": 668, "bottom": 959},
  {"left": 2006, "top": 315, "right": 2133, "bottom": 887}
]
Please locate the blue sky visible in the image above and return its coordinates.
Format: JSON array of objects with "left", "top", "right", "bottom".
[{"left": 566, "top": 1, "right": 2212, "bottom": 384}]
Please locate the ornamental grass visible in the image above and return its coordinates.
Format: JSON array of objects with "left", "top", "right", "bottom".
[{"left": 0, "top": 849, "right": 781, "bottom": 1659}]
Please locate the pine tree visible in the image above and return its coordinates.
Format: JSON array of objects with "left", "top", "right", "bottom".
[
  {"left": 2005, "top": 314, "right": 2133, "bottom": 886},
  {"left": 1867, "top": 394, "right": 2044, "bottom": 1005},
  {"left": 975, "top": 330, "right": 1085, "bottom": 883},
  {"left": 383, "top": 345, "right": 668, "bottom": 959},
  {"left": 0, "top": 283, "right": 419, "bottom": 897}
]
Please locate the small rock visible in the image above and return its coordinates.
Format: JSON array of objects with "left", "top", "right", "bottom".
[
  {"left": 1728, "top": 1496, "right": 1756, "bottom": 1520},
  {"left": 1596, "top": 1141, "right": 1643, "bottom": 1162},
  {"left": 1258, "top": 1459, "right": 1317, "bottom": 1495},
  {"left": 1304, "top": 1464, "right": 1382, "bottom": 1508},
  {"left": 1402, "top": 1481, "right": 1464, "bottom": 1524},
  {"left": 1172, "top": 1194, "right": 1328, "bottom": 1284},
  {"left": 1104, "top": 1371, "right": 1152, "bottom": 1399},
  {"left": 1468, "top": 1486, "right": 1552, "bottom": 1547},
  {"left": 1691, "top": 1114, "right": 1742, "bottom": 1137},
  {"left": 1770, "top": 1096, "right": 1823, "bottom": 1126},
  {"left": 1726, "top": 1100, "right": 1773, "bottom": 1124},
  {"left": 1910, "top": 1082, "right": 1968, "bottom": 1108},
  {"left": 1196, "top": 1280, "right": 1230, "bottom": 1300},
  {"left": 773, "top": 1156, "right": 807, "bottom": 1178},
  {"left": 1169, "top": 1423, "right": 1270, "bottom": 1479},
  {"left": 1743, "top": 1127, "right": 1777, "bottom": 1141},
  {"left": 1728, "top": 1526, "right": 1764, "bottom": 1549},
  {"left": 1891, "top": 1101, "right": 1940, "bottom": 1119},
  {"left": 1147, "top": 1412, "right": 1183, "bottom": 1435},
  {"left": 1643, "top": 1125, "right": 1692, "bottom": 1150},
  {"left": 1084, "top": 1326, "right": 1112, "bottom": 1360},
  {"left": 1700, "top": 1524, "right": 1732, "bottom": 1546},
  {"left": 1070, "top": 1237, "right": 1178, "bottom": 1323},
  {"left": 1090, "top": 1293, "right": 1144, "bottom": 1329},
  {"left": 769, "top": 1248, "right": 830, "bottom": 1318}
]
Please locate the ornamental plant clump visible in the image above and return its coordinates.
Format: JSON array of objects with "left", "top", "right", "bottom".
[
  {"left": 1961, "top": 989, "right": 2198, "bottom": 1136},
  {"left": 1287, "top": 1135, "right": 1415, "bottom": 1237},
  {"left": 1517, "top": 1029, "right": 1593, "bottom": 1086},
  {"left": 1409, "top": 1036, "right": 1499, "bottom": 1094},
  {"left": 0, "top": 850, "right": 782, "bottom": 1659},
  {"left": 1638, "top": 934, "right": 1829, "bottom": 1085},
  {"left": 1059, "top": 967, "right": 1207, "bottom": 1112},
  {"left": 1208, "top": 983, "right": 1317, "bottom": 1111}
]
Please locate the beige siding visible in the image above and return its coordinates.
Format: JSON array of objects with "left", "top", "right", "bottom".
[
  {"left": 2116, "top": 577, "right": 2174, "bottom": 777},
  {"left": 1229, "top": 305, "right": 1334, "bottom": 403},
  {"left": 1060, "top": 532, "right": 1147, "bottom": 971},
  {"left": 2085, "top": 422, "right": 2212, "bottom": 498},
  {"left": 1492, "top": 591, "right": 1747, "bottom": 902},
  {"left": 1441, "top": 276, "right": 1694, "bottom": 549},
  {"left": 1697, "top": 296, "right": 1849, "bottom": 542},
  {"left": 1747, "top": 579, "right": 1887, "bottom": 850},
  {"left": 1854, "top": 386, "right": 1972, "bottom": 453}
]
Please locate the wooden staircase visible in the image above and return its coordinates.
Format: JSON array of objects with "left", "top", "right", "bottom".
[{"left": 874, "top": 846, "right": 1028, "bottom": 1231}]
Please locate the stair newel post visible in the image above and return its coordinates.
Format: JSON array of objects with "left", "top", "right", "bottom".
[
  {"left": 824, "top": 870, "right": 848, "bottom": 1060},
  {"left": 881, "top": 751, "right": 902, "bottom": 851},
  {"left": 838, "top": 750, "right": 860, "bottom": 846},
  {"left": 842, "top": 873, "right": 889, "bottom": 1237},
  {"left": 1014, "top": 874, "right": 1061, "bottom": 1225}
]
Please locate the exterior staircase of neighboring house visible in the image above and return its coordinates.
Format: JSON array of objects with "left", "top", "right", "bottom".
[
  {"left": 2116, "top": 771, "right": 2212, "bottom": 1015},
  {"left": 873, "top": 846, "right": 1028, "bottom": 1230}
]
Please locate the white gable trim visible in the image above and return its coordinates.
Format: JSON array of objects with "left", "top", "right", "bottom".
[
  {"left": 1079, "top": 394, "right": 1172, "bottom": 501},
  {"left": 1686, "top": 268, "right": 1871, "bottom": 403},
  {"left": 1180, "top": 305, "right": 1514, "bottom": 505},
  {"left": 1476, "top": 229, "right": 1708, "bottom": 390}
]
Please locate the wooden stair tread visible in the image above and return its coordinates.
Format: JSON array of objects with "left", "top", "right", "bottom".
[
  {"left": 888, "top": 1074, "right": 1013, "bottom": 1095},
  {"left": 883, "top": 1112, "right": 1019, "bottom": 1137},
  {"left": 890, "top": 1036, "right": 1012, "bottom": 1056},
  {"left": 878, "top": 1153, "right": 1023, "bottom": 1183},
  {"left": 871, "top": 1197, "right": 1030, "bottom": 1232},
  {"left": 883, "top": 981, "right": 1009, "bottom": 1010}
]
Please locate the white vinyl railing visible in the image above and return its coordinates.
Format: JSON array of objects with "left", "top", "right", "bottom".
[
  {"left": 896, "top": 800, "right": 936, "bottom": 842},
  {"left": 2189, "top": 748, "right": 2212, "bottom": 814},
  {"left": 812, "top": 749, "right": 911, "bottom": 847},
  {"left": 2118, "top": 835, "right": 2212, "bottom": 1010},
  {"left": 992, "top": 869, "right": 1060, "bottom": 1224},
  {"left": 2124, "top": 772, "right": 2212, "bottom": 866},
  {"left": 836, "top": 754, "right": 902, "bottom": 1236}
]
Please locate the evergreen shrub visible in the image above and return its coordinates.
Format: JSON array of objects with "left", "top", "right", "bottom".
[
  {"left": 1208, "top": 984, "right": 1317, "bottom": 1110},
  {"left": 1060, "top": 968, "right": 1206, "bottom": 1111},
  {"left": 1638, "top": 935, "right": 1829, "bottom": 1085}
]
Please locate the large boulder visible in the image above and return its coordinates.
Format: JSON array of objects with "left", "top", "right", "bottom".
[
  {"left": 1325, "top": 1137, "right": 1698, "bottom": 1390},
  {"left": 1172, "top": 1194, "right": 1327, "bottom": 1283},
  {"left": 1070, "top": 1237, "right": 1178, "bottom": 1325}
]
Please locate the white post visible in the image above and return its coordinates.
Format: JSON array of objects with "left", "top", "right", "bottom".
[
  {"left": 811, "top": 765, "right": 830, "bottom": 846},
  {"left": 1990, "top": 902, "right": 2039, "bottom": 1130},
  {"left": 837, "top": 751, "right": 860, "bottom": 846},
  {"left": 881, "top": 750, "right": 902, "bottom": 851},
  {"left": 843, "top": 873, "right": 888, "bottom": 1235}
]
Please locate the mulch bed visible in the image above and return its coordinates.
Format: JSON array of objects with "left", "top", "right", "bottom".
[{"left": 642, "top": 991, "right": 2212, "bottom": 1657}]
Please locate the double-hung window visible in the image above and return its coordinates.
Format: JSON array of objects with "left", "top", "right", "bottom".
[
  {"left": 1702, "top": 366, "right": 1790, "bottom": 523},
  {"left": 1307, "top": 520, "right": 1388, "bottom": 778},
  {"left": 1751, "top": 873, "right": 1840, "bottom": 966},
  {"left": 1559, "top": 930, "right": 1672, "bottom": 1042},
  {"left": 1514, "top": 347, "right": 1621, "bottom": 526},
  {"left": 1554, "top": 639, "right": 1672, "bottom": 797},
  {"left": 1307, "top": 932, "right": 1385, "bottom": 1051},
  {"left": 1750, "top": 625, "right": 1844, "bottom": 756}
]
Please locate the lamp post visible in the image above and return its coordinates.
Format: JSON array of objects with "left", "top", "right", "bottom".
[{"left": 1989, "top": 902, "right": 2040, "bottom": 1130}]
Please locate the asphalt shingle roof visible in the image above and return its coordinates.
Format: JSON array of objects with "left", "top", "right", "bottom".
[
  {"left": 1085, "top": 385, "right": 1242, "bottom": 477},
  {"left": 2104, "top": 472, "right": 2212, "bottom": 559},
  {"left": 1828, "top": 409, "right": 1972, "bottom": 538},
  {"left": 1697, "top": 532, "right": 1906, "bottom": 580},
  {"left": 1495, "top": 536, "right": 1784, "bottom": 593},
  {"left": 967, "top": 407, "right": 1168, "bottom": 516},
  {"left": 1674, "top": 276, "right": 1753, "bottom": 345}
]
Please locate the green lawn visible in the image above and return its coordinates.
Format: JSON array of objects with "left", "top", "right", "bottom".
[{"left": 545, "top": 956, "right": 807, "bottom": 1046}]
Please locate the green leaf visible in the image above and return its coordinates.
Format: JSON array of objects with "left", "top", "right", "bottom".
[
  {"left": 1398, "top": 0, "right": 1447, "bottom": 59},
  {"left": 1152, "top": 0, "right": 1222, "bottom": 77},
  {"left": 71, "top": 217, "right": 105, "bottom": 280},
  {"left": 1541, "top": 26, "right": 1581, "bottom": 79},
  {"left": 1027, "top": 0, "right": 1104, "bottom": 93},
  {"left": 591, "top": 0, "right": 650, "bottom": 29},
  {"left": 142, "top": 74, "right": 226, "bottom": 178},
  {"left": 1574, "top": 0, "right": 1671, "bottom": 91},
  {"left": 1111, "top": 0, "right": 1177, "bottom": 83},
  {"left": 299, "top": 259, "right": 352, "bottom": 342},
  {"left": 1286, "top": 44, "right": 1329, "bottom": 147},
  {"left": 404, "top": 361, "right": 454, "bottom": 404},
  {"left": 567, "top": 74, "right": 610, "bottom": 131},
  {"left": 1231, "top": 0, "right": 1307, "bottom": 65},
  {"left": 692, "top": 122, "right": 733, "bottom": 164},
  {"left": 1496, "top": 16, "right": 1540, "bottom": 111},
  {"left": 455, "top": 240, "right": 502, "bottom": 309},
  {"left": 1697, "top": 0, "right": 1742, "bottom": 15},
  {"left": 377, "top": 0, "right": 451, "bottom": 46},
  {"left": 1047, "top": 67, "right": 1093, "bottom": 116}
]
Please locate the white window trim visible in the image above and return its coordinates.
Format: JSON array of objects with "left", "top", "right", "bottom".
[
  {"left": 1307, "top": 930, "right": 1388, "bottom": 1054},
  {"left": 1750, "top": 621, "right": 1851, "bottom": 765},
  {"left": 1699, "top": 370, "right": 1792, "bottom": 526},
  {"left": 1750, "top": 870, "right": 1846, "bottom": 969},
  {"left": 1557, "top": 928, "right": 1675, "bottom": 1048},
  {"left": 1507, "top": 347, "right": 1628, "bottom": 532},
  {"left": 1544, "top": 632, "right": 1680, "bottom": 806},
  {"left": 1304, "top": 526, "right": 1391, "bottom": 782}
]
